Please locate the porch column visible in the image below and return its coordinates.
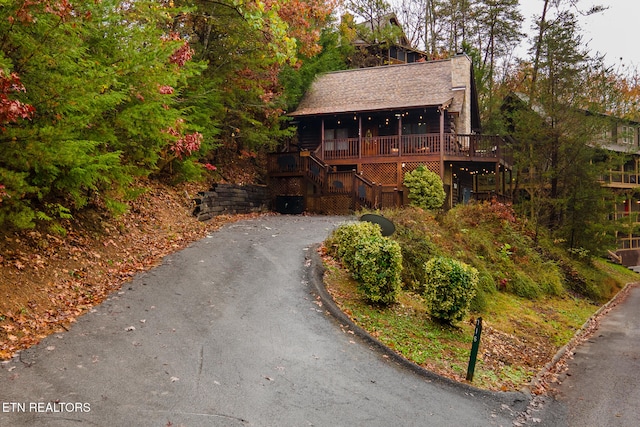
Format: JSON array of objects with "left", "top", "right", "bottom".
[
  {"left": 320, "top": 118, "right": 325, "bottom": 161},
  {"left": 398, "top": 115, "right": 403, "bottom": 157},
  {"left": 439, "top": 106, "right": 445, "bottom": 179},
  {"left": 358, "top": 115, "right": 362, "bottom": 159}
]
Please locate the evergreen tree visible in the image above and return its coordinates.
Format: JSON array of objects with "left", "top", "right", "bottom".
[
  {"left": 505, "top": 1, "right": 616, "bottom": 254},
  {"left": 0, "top": 0, "right": 202, "bottom": 228}
]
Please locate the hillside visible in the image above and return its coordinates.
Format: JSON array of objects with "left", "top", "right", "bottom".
[{"left": 322, "top": 205, "right": 638, "bottom": 392}]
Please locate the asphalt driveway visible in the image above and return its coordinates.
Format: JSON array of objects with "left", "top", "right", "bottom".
[
  {"left": 527, "top": 284, "right": 640, "bottom": 427},
  {"left": 1, "top": 215, "right": 525, "bottom": 426}
]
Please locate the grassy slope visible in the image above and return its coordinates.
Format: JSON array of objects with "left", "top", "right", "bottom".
[{"left": 323, "top": 204, "right": 637, "bottom": 392}]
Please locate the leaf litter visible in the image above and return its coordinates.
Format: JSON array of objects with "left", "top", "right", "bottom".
[{"left": 0, "top": 179, "right": 261, "bottom": 360}]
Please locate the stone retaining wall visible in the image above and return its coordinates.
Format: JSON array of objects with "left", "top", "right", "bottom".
[{"left": 193, "top": 183, "right": 271, "bottom": 221}]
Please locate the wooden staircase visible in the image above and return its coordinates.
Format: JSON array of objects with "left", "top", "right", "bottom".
[{"left": 268, "top": 151, "right": 399, "bottom": 214}]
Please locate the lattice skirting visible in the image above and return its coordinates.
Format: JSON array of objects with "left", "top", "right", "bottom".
[
  {"left": 361, "top": 161, "right": 441, "bottom": 186},
  {"left": 361, "top": 163, "right": 398, "bottom": 185},
  {"left": 269, "top": 176, "right": 304, "bottom": 196},
  {"left": 306, "top": 194, "right": 352, "bottom": 215},
  {"left": 401, "top": 161, "right": 441, "bottom": 177}
]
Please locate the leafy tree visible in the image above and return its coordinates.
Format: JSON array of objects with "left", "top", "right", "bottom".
[
  {"left": 280, "top": 24, "right": 351, "bottom": 112},
  {"left": 175, "top": 0, "right": 333, "bottom": 162}
]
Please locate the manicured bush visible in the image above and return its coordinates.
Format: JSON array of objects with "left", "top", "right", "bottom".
[
  {"left": 351, "top": 235, "right": 403, "bottom": 304},
  {"left": 326, "top": 221, "right": 382, "bottom": 267},
  {"left": 423, "top": 256, "right": 478, "bottom": 324},
  {"left": 327, "top": 221, "right": 403, "bottom": 305},
  {"left": 403, "top": 165, "right": 446, "bottom": 210}
]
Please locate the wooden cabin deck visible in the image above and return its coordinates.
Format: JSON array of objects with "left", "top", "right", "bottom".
[
  {"left": 315, "top": 133, "right": 512, "bottom": 166},
  {"left": 268, "top": 132, "right": 513, "bottom": 214}
]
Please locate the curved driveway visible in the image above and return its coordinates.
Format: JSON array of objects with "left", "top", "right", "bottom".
[{"left": 0, "top": 215, "right": 525, "bottom": 426}]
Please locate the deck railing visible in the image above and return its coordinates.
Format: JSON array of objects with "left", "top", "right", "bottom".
[
  {"left": 618, "top": 236, "right": 640, "bottom": 250},
  {"left": 600, "top": 171, "right": 640, "bottom": 186},
  {"left": 318, "top": 133, "right": 510, "bottom": 163}
]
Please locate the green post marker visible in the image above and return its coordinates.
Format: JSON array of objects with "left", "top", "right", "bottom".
[{"left": 466, "top": 317, "right": 483, "bottom": 382}]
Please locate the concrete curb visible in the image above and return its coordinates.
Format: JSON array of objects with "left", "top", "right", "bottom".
[{"left": 304, "top": 243, "right": 529, "bottom": 410}]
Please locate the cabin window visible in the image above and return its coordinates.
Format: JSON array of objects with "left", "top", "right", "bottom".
[
  {"left": 324, "top": 127, "right": 349, "bottom": 151},
  {"left": 403, "top": 122, "right": 427, "bottom": 135},
  {"left": 621, "top": 125, "right": 636, "bottom": 145}
]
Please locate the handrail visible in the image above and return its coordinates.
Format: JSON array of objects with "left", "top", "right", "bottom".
[{"left": 319, "top": 133, "right": 511, "bottom": 164}]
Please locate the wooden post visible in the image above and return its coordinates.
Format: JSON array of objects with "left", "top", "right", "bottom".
[
  {"left": 352, "top": 171, "right": 358, "bottom": 210},
  {"left": 439, "top": 106, "right": 445, "bottom": 180},
  {"left": 320, "top": 118, "right": 325, "bottom": 161},
  {"left": 358, "top": 115, "right": 362, "bottom": 159},
  {"left": 398, "top": 114, "right": 403, "bottom": 157}
]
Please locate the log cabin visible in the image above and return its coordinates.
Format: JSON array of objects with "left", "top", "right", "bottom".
[{"left": 268, "top": 54, "right": 513, "bottom": 214}]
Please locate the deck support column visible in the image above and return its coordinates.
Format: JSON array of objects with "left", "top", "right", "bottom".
[
  {"left": 398, "top": 114, "right": 403, "bottom": 157},
  {"left": 439, "top": 106, "right": 445, "bottom": 179},
  {"left": 320, "top": 118, "right": 325, "bottom": 161},
  {"left": 358, "top": 115, "right": 362, "bottom": 159}
]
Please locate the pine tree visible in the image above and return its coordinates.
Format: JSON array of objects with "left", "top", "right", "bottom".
[
  {"left": 506, "top": 1, "right": 616, "bottom": 253},
  {"left": 0, "top": 0, "right": 202, "bottom": 229}
]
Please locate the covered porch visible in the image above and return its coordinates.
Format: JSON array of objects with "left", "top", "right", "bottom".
[{"left": 318, "top": 133, "right": 509, "bottom": 163}]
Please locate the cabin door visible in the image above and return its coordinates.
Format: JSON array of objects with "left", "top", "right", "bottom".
[{"left": 363, "top": 126, "right": 379, "bottom": 156}]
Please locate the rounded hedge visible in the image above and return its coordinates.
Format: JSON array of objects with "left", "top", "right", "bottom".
[
  {"left": 327, "top": 221, "right": 402, "bottom": 305},
  {"left": 423, "top": 256, "right": 478, "bottom": 324}
]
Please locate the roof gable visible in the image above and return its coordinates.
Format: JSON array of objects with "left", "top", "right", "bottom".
[{"left": 290, "top": 55, "right": 473, "bottom": 117}]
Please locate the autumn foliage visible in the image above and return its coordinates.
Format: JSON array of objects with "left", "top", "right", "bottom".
[
  {"left": 0, "top": 71, "right": 35, "bottom": 127},
  {"left": 0, "top": 0, "right": 334, "bottom": 229}
]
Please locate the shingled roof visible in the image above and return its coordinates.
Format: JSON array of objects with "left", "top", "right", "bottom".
[{"left": 289, "top": 55, "right": 472, "bottom": 117}]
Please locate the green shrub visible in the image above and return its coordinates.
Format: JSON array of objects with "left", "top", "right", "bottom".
[
  {"left": 537, "top": 262, "right": 564, "bottom": 296},
  {"left": 352, "top": 235, "right": 403, "bottom": 304},
  {"left": 327, "top": 221, "right": 403, "bottom": 305},
  {"left": 403, "top": 166, "right": 446, "bottom": 210},
  {"left": 469, "top": 269, "right": 496, "bottom": 313},
  {"left": 505, "top": 270, "right": 540, "bottom": 299},
  {"left": 423, "top": 257, "right": 478, "bottom": 324},
  {"left": 394, "top": 225, "right": 440, "bottom": 292},
  {"left": 326, "top": 221, "right": 382, "bottom": 266}
]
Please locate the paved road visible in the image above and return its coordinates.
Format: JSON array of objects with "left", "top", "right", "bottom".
[
  {"left": 528, "top": 284, "right": 640, "bottom": 427},
  {"left": 1, "top": 215, "right": 525, "bottom": 426}
]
